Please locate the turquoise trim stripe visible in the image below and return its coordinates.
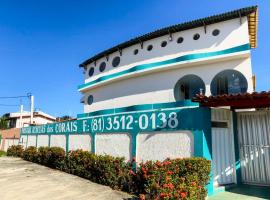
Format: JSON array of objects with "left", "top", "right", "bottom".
[
  {"left": 77, "top": 100, "right": 198, "bottom": 118},
  {"left": 78, "top": 44, "right": 250, "bottom": 90}
]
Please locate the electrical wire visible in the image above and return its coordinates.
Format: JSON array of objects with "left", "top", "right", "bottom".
[
  {"left": 0, "top": 95, "right": 29, "bottom": 99},
  {"left": 0, "top": 103, "right": 20, "bottom": 107}
]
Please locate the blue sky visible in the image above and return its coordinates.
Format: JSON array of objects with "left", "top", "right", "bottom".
[{"left": 0, "top": 0, "right": 269, "bottom": 117}]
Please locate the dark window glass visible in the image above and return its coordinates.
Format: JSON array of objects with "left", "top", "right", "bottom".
[
  {"left": 147, "top": 45, "right": 153, "bottom": 51},
  {"left": 212, "top": 29, "right": 220, "bottom": 36},
  {"left": 193, "top": 33, "right": 200, "bottom": 40},
  {"left": 88, "top": 67, "right": 94, "bottom": 77},
  {"left": 134, "top": 49, "right": 139, "bottom": 55},
  {"left": 161, "top": 41, "right": 167, "bottom": 47},
  {"left": 177, "top": 37, "right": 184, "bottom": 44},
  {"left": 174, "top": 75, "right": 205, "bottom": 100},
  {"left": 210, "top": 70, "right": 248, "bottom": 96},
  {"left": 87, "top": 95, "right": 94, "bottom": 105},
  {"left": 212, "top": 121, "right": 228, "bottom": 128},
  {"left": 112, "top": 56, "right": 120, "bottom": 67},
  {"left": 99, "top": 62, "right": 106, "bottom": 72}
]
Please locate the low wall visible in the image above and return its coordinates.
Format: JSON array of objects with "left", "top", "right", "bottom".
[
  {"left": 19, "top": 103, "right": 214, "bottom": 196},
  {"left": 0, "top": 128, "right": 20, "bottom": 151},
  {"left": 20, "top": 104, "right": 212, "bottom": 163}
]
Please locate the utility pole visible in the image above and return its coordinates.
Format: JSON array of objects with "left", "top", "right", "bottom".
[
  {"left": 28, "top": 93, "right": 34, "bottom": 125},
  {"left": 19, "top": 104, "right": 23, "bottom": 128}
]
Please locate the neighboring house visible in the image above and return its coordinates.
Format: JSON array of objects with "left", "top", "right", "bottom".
[
  {"left": 0, "top": 128, "right": 20, "bottom": 151},
  {"left": 3, "top": 111, "right": 56, "bottom": 128}
]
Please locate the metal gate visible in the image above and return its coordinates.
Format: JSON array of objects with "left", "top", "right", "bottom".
[
  {"left": 212, "top": 108, "right": 236, "bottom": 186},
  {"left": 238, "top": 111, "right": 270, "bottom": 185}
]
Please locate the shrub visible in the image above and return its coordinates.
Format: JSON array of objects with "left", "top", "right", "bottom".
[
  {"left": 6, "top": 145, "right": 211, "bottom": 198},
  {"left": 35, "top": 146, "right": 65, "bottom": 169},
  {"left": 7, "top": 145, "right": 24, "bottom": 157},
  {"left": 22, "top": 146, "right": 38, "bottom": 162},
  {"left": 64, "top": 150, "right": 135, "bottom": 192},
  {"left": 135, "top": 158, "right": 211, "bottom": 200},
  {"left": 37, "top": 146, "right": 51, "bottom": 165},
  {"left": 0, "top": 150, "right": 6, "bottom": 157},
  {"left": 45, "top": 147, "right": 66, "bottom": 169}
]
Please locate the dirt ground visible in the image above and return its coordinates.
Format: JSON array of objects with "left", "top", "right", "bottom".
[{"left": 0, "top": 157, "right": 134, "bottom": 200}]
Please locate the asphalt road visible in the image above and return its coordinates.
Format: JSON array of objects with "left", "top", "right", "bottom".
[{"left": 0, "top": 157, "right": 133, "bottom": 200}]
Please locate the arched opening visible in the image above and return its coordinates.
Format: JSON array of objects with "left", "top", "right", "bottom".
[
  {"left": 211, "top": 69, "right": 248, "bottom": 96},
  {"left": 174, "top": 75, "right": 205, "bottom": 101}
]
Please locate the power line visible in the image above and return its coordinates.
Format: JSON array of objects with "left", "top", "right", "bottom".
[
  {"left": 0, "top": 95, "right": 29, "bottom": 99},
  {"left": 0, "top": 103, "right": 20, "bottom": 107}
]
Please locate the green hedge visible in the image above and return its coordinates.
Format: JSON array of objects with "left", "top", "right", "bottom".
[
  {"left": 0, "top": 150, "right": 6, "bottom": 157},
  {"left": 136, "top": 158, "right": 211, "bottom": 199},
  {"left": 62, "top": 150, "right": 135, "bottom": 192},
  {"left": 7, "top": 145, "right": 211, "bottom": 199},
  {"left": 6, "top": 145, "right": 24, "bottom": 157}
]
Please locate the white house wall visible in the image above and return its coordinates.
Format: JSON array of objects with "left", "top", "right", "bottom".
[
  {"left": 84, "top": 57, "right": 252, "bottom": 113},
  {"left": 27, "top": 135, "right": 37, "bottom": 147},
  {"left": 83, "top": 18, "right": 249, "bottom": 83},
  {"left": 95, "top": 133, "right": 132, "bottom": 161},
  {"left": 50, "top": 135, "right": 66, "bottom": 149},
  {"left": 136, "top": 131, "right": 194, "bottom": 163},
  {"left": 37, "top": 135, "right": 49, "bottom": 148},
  {"left": 3, "top": 139, "right": 19, "bottom": 152},
  {"left": 69, "top": 134, "right": 91, "bottom": 151}
]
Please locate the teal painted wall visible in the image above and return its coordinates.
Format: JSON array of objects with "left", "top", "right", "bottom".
[{"left": 20, "top": 102, "right": 214, "bottom": 195}]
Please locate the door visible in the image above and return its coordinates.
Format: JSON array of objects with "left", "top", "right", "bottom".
[
  {"left": 238, "top": 111, "right": 270, "bottom": 185},
  {"left": 212, "top": 108, "right": 236, "bottom": 186}
]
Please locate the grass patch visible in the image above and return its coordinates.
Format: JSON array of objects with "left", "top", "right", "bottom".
[{"left": 0, "top": 150, "right": 6, "bottom": 157}]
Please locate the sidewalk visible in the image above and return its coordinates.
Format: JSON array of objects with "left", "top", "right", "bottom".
[
  {"left": 209, "top": 185, "right": 270, "bottom": 200},
  {"left": 0, "top": 157, "right": 134, "bottom": 200}
]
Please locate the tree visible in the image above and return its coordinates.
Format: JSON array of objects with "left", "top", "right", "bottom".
[
  {"left": 0, "top": 117, "right": 8, "bottom": 130},
  {"left": 56, "top": 115, "right": 73, "bottom": 122}
]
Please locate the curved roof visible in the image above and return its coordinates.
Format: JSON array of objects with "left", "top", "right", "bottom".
[{"left": 79, "top": 6, "right": 258, "bottom": 68}]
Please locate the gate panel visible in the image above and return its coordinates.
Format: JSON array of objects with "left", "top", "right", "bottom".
[
  {"left": 238, "top": 111, "right": 270, "bottom": 185},
  {"left": 212, "top": 108, "right": 236, "bottom": 186}
]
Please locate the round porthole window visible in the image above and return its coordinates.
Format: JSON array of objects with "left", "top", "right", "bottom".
[
  {"left": 88, "top": 67, "right": 94, "bottom": 77},
  {"left": 161, "top": 41, "right": 167, "bottom": 47},
  {"left": 87, "top": 95, "right": 94, "bottom": 105},
  {"left": 177, "top": 37, "right": 184, "bottom": 44},
  {"left": 193, "top": 33, "right": 200, "bottom": 40},
  {"left": 212, "top": 29, "right": 220, "bottom": 36},
  {"left": 112, "top": 56, "right": 120, "bottom": 67},
  {"left": 99, "top": 62, "right": 106, "bottom": 72},
  {"left": 134, "top": 49, "right": 139, "bottom": 55},
  {"left": 147, "top": 45, "right": 153, "bottom": 51}
]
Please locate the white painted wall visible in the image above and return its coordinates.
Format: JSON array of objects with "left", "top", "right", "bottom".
[
  {"left": 50, "top": 135, "right": 66, "bottom": 150},
  {"left": 84, "top": 57, "right": 252, "bottom": 112},
  {"left": 84, "top": 18, "right": 249, "bottom": 82},
  {"left": 69, "top": 134, "right": 91, "bottom": 151},
  {"left": 81, "top": 17, "right": 253, "bottom": 113},
  {"left": 3, "top": 139, "right": 19, "bottom": 151},
  {"left": 27, "top": 135, "right": 37, "bottom": 147},
  {"left": 136, "top": 131, "right": 194, "bottom": 163},
  {"left": 37, "top": 135, "right": 49, "bottom": 148},
  {"left": 95, "top": 133, "right": 131, "bottom": 160},
  {"left": 20, "top": 135, "right": 28, "bottom": 148}
]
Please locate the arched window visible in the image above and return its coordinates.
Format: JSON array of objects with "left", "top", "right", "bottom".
[
  {"left": 210, "top": 69, "right": 248, "bottom": 96},
  {"left": 174, "top": 75, "right": 205, "bottom": 100}
]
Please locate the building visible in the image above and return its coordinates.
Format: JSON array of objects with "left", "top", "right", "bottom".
[
  {"left": 4, "top": 111, "right": 56, "bottom": 128},
  {"left": 20, "top": 6, "right": 264, "bottom": 197},
  {"left": 0, "top": 128, "right": 20, "bottom": 151},
  {"left": 78, "top": 6, "right": 257, "bottom": 113}
]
